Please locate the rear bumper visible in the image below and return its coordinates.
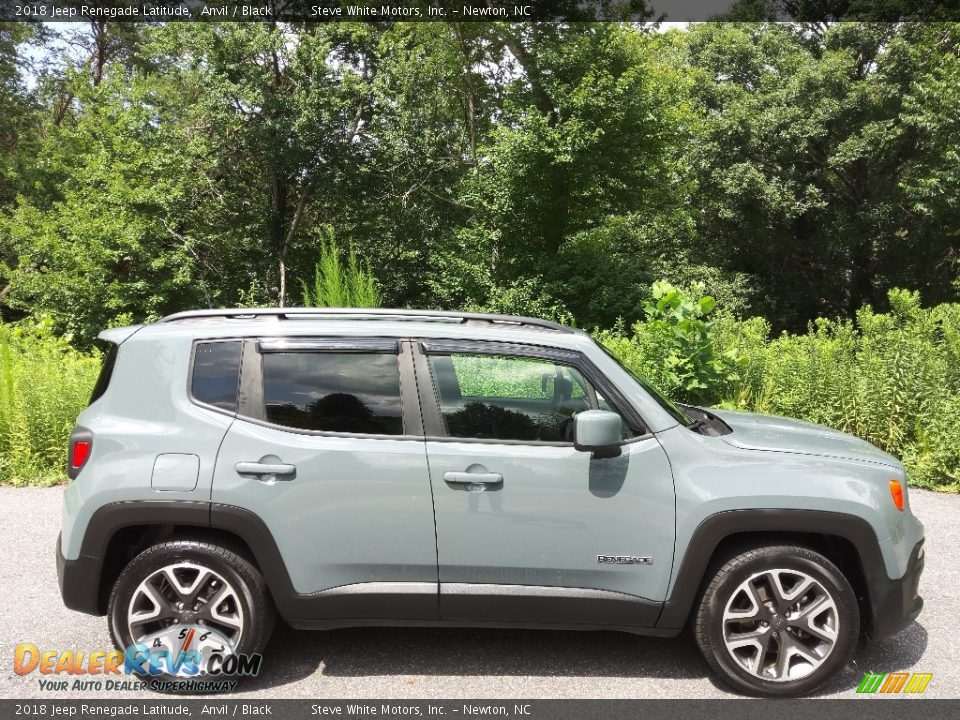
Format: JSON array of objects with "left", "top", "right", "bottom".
[
  {"left": 867, "top": 538, "right": 924, "bottom": 639},
  {"left": 56, "top": 532, "right": 104, "bottom": 616}
]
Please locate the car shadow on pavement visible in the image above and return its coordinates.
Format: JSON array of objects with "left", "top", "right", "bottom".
[
  {"left": 698, "top": 620, "right": 929, "bottom": 697},
  {"left": 243, "top": 620, "right": 928, "bottom": 695},
  {"left": 241, "top": 621, "right": 709, "bottom": 691},
  {"left": 811, "top": 621, "right": 929, "bottom": 697}
]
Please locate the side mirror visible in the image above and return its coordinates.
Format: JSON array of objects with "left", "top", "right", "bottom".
[{"left": 573, "top": 410, "right": 623, "bottom": 459}]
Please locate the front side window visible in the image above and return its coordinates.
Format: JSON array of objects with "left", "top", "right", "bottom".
[
  {"left": 192, "top": 341, "right": 242, "bottom": 411},
  {"left": 427, "top": 352, "right": 635, "bottom": 442},
  {"left": 261, "top": 352, "right": 403, "bottom": 435}
]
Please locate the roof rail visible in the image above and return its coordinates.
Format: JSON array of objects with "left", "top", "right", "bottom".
[{"left": 157, "top": 308, "right": 574, "bottom": 333}]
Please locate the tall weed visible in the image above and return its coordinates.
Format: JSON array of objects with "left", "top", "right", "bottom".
[
  {"left": 601, "top": 285, "right": 960, "bottom": 491},
  {"left": 0, "top": 318, "right": 101, "bottom": 486}
]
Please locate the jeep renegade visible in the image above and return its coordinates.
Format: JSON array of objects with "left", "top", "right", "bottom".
[{"left": 57, "top": 308, "right": 925, "bottom": 696}]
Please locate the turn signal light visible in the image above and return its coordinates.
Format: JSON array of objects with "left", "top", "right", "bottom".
[{"left": 889, "top": 480, "right": 905, "bottom": 511}]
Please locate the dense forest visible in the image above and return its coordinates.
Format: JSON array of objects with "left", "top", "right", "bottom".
[
  {"left": 2, "top": 21, "right": 958, "bottom": 337},
  {"left": 1, "top": 20, "right": 960, "bottom": 489}
]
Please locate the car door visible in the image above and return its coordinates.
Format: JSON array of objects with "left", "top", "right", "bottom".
[
  {"left": 413, "top": 339, "right": 676, "bottom": 627},
  {"left": 211, "top": 338, "right": 438, "bottom": 621}
]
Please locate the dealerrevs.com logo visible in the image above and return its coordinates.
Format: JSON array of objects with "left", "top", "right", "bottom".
[{"left": 14, "top": 625, "right": 262, "bottom": 693}]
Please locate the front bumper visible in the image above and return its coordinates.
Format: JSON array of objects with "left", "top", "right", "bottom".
[
  {"left": 56, "top": 532, "right": 105, "bottom": 616},
  {"left": 867, "top": 538, "right": 924, "bottom": 639}
]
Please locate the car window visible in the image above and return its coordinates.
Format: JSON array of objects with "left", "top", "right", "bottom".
[
  {"left": 428, "top": 352, "right": 634, "bottom": 442},
  {"left": 89, "top": 342, "right": 119, "bottom": 405},
  {"left": 261, "top": 352, "right": 403, "bottom": 435},
  {"left": 192, "top": 341, "right": 242, "bottom": 412}
]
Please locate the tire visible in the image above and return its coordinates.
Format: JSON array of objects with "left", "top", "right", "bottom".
[
  {"left": 694, "top": 545, "right": 859, "bottom": 697},
  {"left": 107, "top": 540, "right": 275, "bottom": 691}
]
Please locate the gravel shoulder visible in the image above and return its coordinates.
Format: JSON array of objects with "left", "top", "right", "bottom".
[{"left": 1, "top": 486, "right": 956, "bottom": 699}]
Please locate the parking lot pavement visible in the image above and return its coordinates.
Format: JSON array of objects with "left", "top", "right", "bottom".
[{"left": 1, "top": 486, "right": 956, "bottom": 699}]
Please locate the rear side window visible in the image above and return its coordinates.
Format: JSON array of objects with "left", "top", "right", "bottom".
[
  {"left": 89, "top": 343, "right": 118, "bottom": 405},
  {"left": 192, "top": 341, "right": 242, "bottom": 412},
  {"left": 261, "top": 352, "right": 403, "bottom": 435}
]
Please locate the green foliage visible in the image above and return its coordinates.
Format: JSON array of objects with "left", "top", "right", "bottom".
[
  {"left": 603, "top": 284, "right": 960, "bottom": 491},
  {"left": 598, "top": 282, "right": 741, "bottom": 405},
  {"left": 300, "top": 230, "right": 380, "bottom": 309},
  {"left": 2, "top": 22, "right": 960, "bottom": 491},
  {"left": 0, "top": 318, "right": 100, "bottom": 486},
  {"left": 3, "top": 22, "right": 959, "bottom": 341},
  {"left": 685, "top": 22, "right": 960, "bottom": 331}
]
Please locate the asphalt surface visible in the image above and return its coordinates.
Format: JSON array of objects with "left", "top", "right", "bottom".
[{"left": 1, "top": 486, "right": 957, "bottom": 700}]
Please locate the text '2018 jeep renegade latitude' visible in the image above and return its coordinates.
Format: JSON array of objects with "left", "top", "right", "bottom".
[{"left": 57, "top": 308, "right": 925, "bottom": 696}]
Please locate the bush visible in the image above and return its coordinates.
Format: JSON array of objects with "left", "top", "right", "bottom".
[
  {"left": 3, "top": 285, "right": 959, "bottom": 492},
  {"left": 0, "top": 318, "right": 101, "bottom": 486},
  {"left": 601, "top": 284, "right": 960, "bottom": 491},
  {"left": 596, "top": 281, "right": 741, "bottom": 406}
]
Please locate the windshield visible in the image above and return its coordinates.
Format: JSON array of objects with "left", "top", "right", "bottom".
[{"left": 597, "top": 344, "right": 693, "bottom": 426}]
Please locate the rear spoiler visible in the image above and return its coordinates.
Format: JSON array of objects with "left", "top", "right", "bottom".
[{"left": 97, "top": 325, "right": 143, "bottom": 346}]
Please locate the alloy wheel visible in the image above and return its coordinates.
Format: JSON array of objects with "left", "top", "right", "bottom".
[
  {"left": 722, "top": 568, "right": 839, "bottom": 682},
  {"left": 126, "top": 562, "right": 244, "bottom": 673}
]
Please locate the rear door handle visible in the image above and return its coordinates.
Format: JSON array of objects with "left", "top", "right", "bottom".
[
  {"left": 443, "top": 471, "right": 503, "bottom": 485},
  {"left": 235, "top": 461, "right": 296, "bottom": 480}
]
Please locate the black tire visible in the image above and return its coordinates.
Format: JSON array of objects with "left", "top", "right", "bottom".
[
  {"left": 107, "top": 540, "right": 275, "bottom": 692},
  {"left": 694, "top": 545, "right": 859, "bottom": 697}
]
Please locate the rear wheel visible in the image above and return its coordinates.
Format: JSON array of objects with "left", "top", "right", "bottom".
[
  {"left": 694, "top": 545, "right": 859, "bottom": 697},
  {"left": 107, "top": 540, "right": 275, "bottom": 689}
]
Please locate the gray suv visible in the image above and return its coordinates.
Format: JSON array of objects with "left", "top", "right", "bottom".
[{"left": 57, "top": 308, "right": 925, "bottom": 696}]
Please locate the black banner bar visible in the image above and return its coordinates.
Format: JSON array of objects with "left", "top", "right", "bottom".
[{"left": 3, "top": 0, "right": 960, "bottom": 23}]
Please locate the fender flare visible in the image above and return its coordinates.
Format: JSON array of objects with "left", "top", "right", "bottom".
[
  {"left": 63, "top": 500, "right": 436, "bottom": 621},
  {"left": 654, "top": 508, "right": 887, "bottom": 630}
]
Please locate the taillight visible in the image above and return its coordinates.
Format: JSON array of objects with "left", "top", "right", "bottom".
[
  {"left": 71, "top": 441, "right": 91, "bottom": 469},
  {"left": 889, "top": 480, "right": 905, "bottom": 511},
  {"left": 67, "top": 428, "right": 93, "bottom": 479}
]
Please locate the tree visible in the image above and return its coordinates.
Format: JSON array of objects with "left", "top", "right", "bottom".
[
  {"left": 300, "top": 230, "right": 380, "bottom": 308},
  {"left": 686, "top": 22, "right": 960, "bottom": 330}
]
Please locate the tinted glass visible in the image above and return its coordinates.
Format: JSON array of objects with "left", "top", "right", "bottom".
[
  {"left": 192, "top": 341, "right": 242, "bottom": 411},
  {"left": 428, "top": 353, "right": 634, "bottom": 442},
  {"left": 262, "top": 352, "right": 403, "bottom": 435},
  {"left": 89, "top": 343, "right": 118, "bottom": 405}
]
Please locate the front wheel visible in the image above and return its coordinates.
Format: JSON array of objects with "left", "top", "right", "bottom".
[
  {"left": 694, "top": 545, "right": 859, "bottom": 697},
  {"left": 107, "top": 540, "right": 275, "bottom": 689}
]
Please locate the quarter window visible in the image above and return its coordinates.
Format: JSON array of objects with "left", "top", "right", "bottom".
[
  {"left": 427, "top": 352, "right": 635, "bottom": 442},
  {"left": 261, "top": 352, "right": 403, "bottom": 435},
  {"left": 192, "top": 341, "right": 242, "bottom": 412}
]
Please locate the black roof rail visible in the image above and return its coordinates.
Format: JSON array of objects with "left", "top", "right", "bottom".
[{"left": 157, "top": 308, "right": 574, "bottom": 333}]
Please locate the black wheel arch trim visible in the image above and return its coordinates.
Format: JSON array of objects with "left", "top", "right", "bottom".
[
  {"left": 61, "top": 502, "right": 921, "bottom": 640},
  {"left": 655, "top": 508, "right": 922, "bottom": 639}
]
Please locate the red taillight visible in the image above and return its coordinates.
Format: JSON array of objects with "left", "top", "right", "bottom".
[
  {"left": 889, "top": 480, "right": 905, "bottom": 512},
  {"left": 71, "top": 440, "right": 91, "bottom": 469}
]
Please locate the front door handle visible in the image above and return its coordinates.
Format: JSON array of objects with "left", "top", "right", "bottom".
[
  {"left": 235, "top": 461, "right": 296, "bottom": 480},
  {"left": 443, "top": 471, "right": 503, "bottom": 485}
]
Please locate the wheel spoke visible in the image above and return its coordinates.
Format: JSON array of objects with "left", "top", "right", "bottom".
[
  {"left": 794, "top": 593, "right": 830, "bottom": 621},
  {"left": 723, "top": 579, "right": 763, "bottom": 621},
  {"left": 780, "top": 574, "right": 814, "bottom": 603},
  {"left": 162, "top": 565, "right": 210, "bottom": 603},
  {"left": 773, "top": 635, "right": 794, "bottom": 679},
  {"left": 722, "top": 566, "right": 840, "bottom": 683},
  {"left": 127, "top": 562, "right": 244, "bottom": 647},
  {"left": 129, "top": 581, "right": 168, "bottom": 627},
  {"left": 766, "top": 572, "right": 792, "bottom": 612}
]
